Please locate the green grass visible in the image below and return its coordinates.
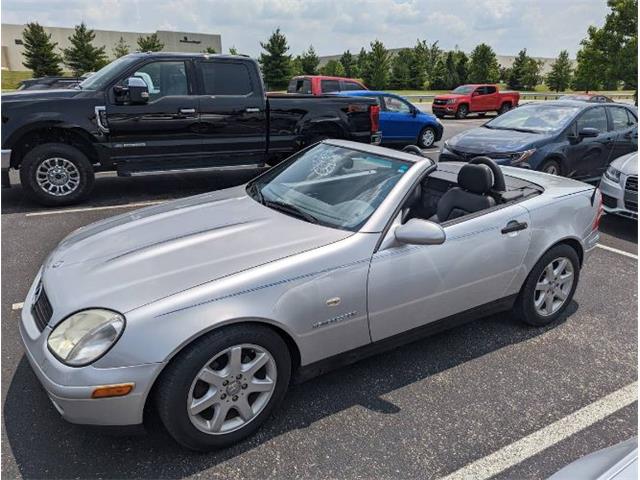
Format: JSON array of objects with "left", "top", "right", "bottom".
[{"left": 2, "top": 70, "right": 33, "bottom": 90}]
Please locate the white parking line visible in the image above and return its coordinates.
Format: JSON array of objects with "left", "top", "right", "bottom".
[
  {"left": 440, "top": 382, "right": 638, "bottom": 480},
  {"left": 11, "top": 302, "right": 23, "bottom": 311},
  {"left": 596, "top": 244, "right": 638, "bottom": 260},
  {"left": 25, "top": 200, "right": 165, "bottom": 217}
]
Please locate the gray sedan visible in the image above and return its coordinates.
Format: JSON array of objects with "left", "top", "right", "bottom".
[{"left": 20, "top": 140, "right": 602, "bottom": 450}]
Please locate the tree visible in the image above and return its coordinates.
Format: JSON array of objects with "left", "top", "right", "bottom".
[
  {"left": 340, "top": 50, "right": 356, "bottom": 77},
  {"left": 411, "top": 40, "right": 441, "bottom": 88},
  {"left": 259, "top": 28, "right": 292, "bottom": 90},
  {"left": 21, "top": 22, "right": 62, "bottom": 77},
  {"left": 444, "top": 51, "right": 459, "bottom": 89},
  {"left": 573, "top": 0, "right": 637, "bottom": 93},
  {"left": 360, "top": 40, "right": 391, "bottom": 89},
  {"left": 290, "top": 56, "right": 303, "bottom": 77},
  {"left": 507, "top": 49, "right": 542, "bottom": 90},
  {"left": 468, "top": 43, "right": 500, "bottom": 83},
  {"left": 299, "top": 45, "right": 319, "bottom": 75},
  {"left": 112, "top": 36, "right": 130, "bottom": 58},
  {"left": 228, "top": 46, "right": 239, "bottom": 55},
  {"left": 429, "top": 56, "right": 449, "bottom": 90},
  {"left": 546, "top": 50, "right": 573, "bottom": 92},
  {"left": 356, "top": 47, "right": 369, "bottom": 81},
  {"left": 390, "top": 48, "right": 414, "bottom": 89},
  {"left": 137, "top": 33, "right": 164, "bottom": 52},
  {"left": 203, "top": 46, "right": 217, "bottom": 54},
  {"left": 454, "top": 50, "right": 469, "bottom": 85},
  {"left": 62, "top": 23, "right": 108, "bottom": 76},
  {"left": 320, "top": 59, "right": 345, "bottom": 77}
]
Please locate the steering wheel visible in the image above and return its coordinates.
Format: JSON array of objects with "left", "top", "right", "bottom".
[
  {"left": 402, "top": 145, "right": 426, "bottom": 157},
  {"left": 469, "top": 156, "right": 506, "bottom": 192}
]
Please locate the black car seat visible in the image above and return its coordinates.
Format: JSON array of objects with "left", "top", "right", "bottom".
[{"left": 434, "top": 164, "right": 496, "bottom": 222}]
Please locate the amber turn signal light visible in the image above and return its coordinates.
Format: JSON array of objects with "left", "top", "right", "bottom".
[{"left": 91, "top": 383, "right": 134, "bottom": 399}]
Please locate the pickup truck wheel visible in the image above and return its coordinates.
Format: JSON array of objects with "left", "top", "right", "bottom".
[
  {"left": 513, "top": 244, "right": 580, "bottom": 327},
  {"left": 540, "top": 159, "right": 562, "bottom": 176},
  {"left": 455, "top": 104, "right": 468, "bottom": 119},
  {"left": 20, "top": 143, "right": 94, "bottom": 206},
  {"left": 498, "top": 103, "right": 512, "bottom": 115},
  {"left": 156, "top": 324, "right": 291, "bottom": 451},
  {"left": 418, "top": 127, "right": 437, "bottom": 148}
]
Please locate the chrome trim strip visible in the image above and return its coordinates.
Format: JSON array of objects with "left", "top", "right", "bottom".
[
  {"left": 94, "top": 106, "right": 109, "bottom": 134},
  {"left": 124, "top": 164, "right": 265, "bottom": 176},
  {"left": 1, "top": 149, "right": 11, "bottom": 169}
]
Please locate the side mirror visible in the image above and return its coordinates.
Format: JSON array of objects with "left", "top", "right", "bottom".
[
  {"left": 394, "top": 219, "right": 446, "bottom": 245},
  {"left": 410, "top": 106, "right": 418, "bottom": 116},
  {"left": 114, "top": 77, "right": 149, "bottom": 104},
  {"left": 579, "top": 127, "right": 599, "bottom": 138},
  {"left": 472, "top": 91, "right": 480, "bottom": 97}
]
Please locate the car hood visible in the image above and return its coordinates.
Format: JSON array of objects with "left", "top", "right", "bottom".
[
  {"left": 2, "top": 88, "right": 84, "bottom": 102},
  {"left": 41, "top": 186, "right": 352, "bottom": 319},
  {"left": 610, "top": 152, "right": 638, "bottom": 175},
  {"left": 447, "top": 126, "right": 547, "bottom": 153}
]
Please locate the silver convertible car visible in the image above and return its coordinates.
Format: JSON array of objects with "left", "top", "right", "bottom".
[{"left": 20, "top": 140, "right": 602, "bottom": 450}]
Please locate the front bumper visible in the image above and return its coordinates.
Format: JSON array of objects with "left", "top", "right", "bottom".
[
  {"left": 1, "top": 149, "right": 11, "bottom": 188},
  {"left": 19, "top": 272, "right": 164, "bottom": 426},
  {"left": 599, "top": 173, "right": 638, "bottom": 220},
  {"left": 432, "top": 104, "right": 457, "bottom": 116}
]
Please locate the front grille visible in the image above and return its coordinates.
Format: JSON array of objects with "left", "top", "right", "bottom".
[
  {"left": 31, "top": 285, "right": 53, "bottom": 332},
  {"left": 433, "top": 99, "right": 447, "bottom": 105},
  {"left": 625, "top": 175, "right": 638, "bottom": 192},
  {"left": 625, "top": 200, "right": 638, "bottom": 212},
  {"left": 602, "top": 193, "right": 618, "bottom": 208}
]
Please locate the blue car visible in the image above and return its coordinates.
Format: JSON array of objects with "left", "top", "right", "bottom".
[{"left": 335, "top": 90, "right": 444, "bottom": 148}]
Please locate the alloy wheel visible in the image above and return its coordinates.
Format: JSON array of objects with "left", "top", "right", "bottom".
[
  {"left": 421, "top": 129, "right": 435, "bottom": 147},
  {"left": 187, "top": 343, "right": 277, "bottom": 435},
  {"left": 544, "top": 164, "right": 559, "bottom": 175},
  {"left": 533, "top": 257, "right": 574, "bottom": 317},
  {"left": 35, "top": 157, "right": 80, "bottom": 196}
]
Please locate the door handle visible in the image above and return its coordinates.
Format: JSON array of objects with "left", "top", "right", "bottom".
[
  {"left": 245, "top": 107, "right": 261, "bottom": 113},
  {"left": 501, "top": 220, "right": 528, "bottom": 234},
  {"left": 179, "top": 108, "right": 196, "bottom": 114}
]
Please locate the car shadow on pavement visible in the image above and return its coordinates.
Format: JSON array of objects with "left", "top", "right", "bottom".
[
  {"left": 3, "top": 303, "right": 575, "bottom": 479},
  {"left": 599, "top": 214, "right": 638, "bottom": 245}
]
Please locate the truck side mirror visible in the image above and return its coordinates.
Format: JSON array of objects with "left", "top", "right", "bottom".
[
  {"left": 472, "top": 91, "right": 480, "bottom": 97},
  {"left": 114, "top": 77, "right": 149, "bottom": 104}
]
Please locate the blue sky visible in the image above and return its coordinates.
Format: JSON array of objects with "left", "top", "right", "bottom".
[{"left": 2, "top": 0, "right": 610, "bottom": 58}]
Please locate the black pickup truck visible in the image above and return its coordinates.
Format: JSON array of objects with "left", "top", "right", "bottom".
[{"left": 1, "top": 53, "right": 381, "bottom": 205}]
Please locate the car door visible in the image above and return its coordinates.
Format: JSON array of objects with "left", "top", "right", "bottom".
[
  {"left": 566, "top": 106, "right": 617, "bottom": 179},
  {"left": 367, "top": 205, "right": 531, "bottom": 341},
  {"left": 195, "top": 58, "right": 267, "bottom": 166},
  {"left": 470, "top": 86, "right": 488, "bottom": 111},
  {"left": 106, "top": 59, "right": 202, "bottom": 168},
  {"left": 608, "top": 106, "right": 638, "bottom": 160},
  {"left": 380, "top": 95, "right": 418, "bottom": 142}
]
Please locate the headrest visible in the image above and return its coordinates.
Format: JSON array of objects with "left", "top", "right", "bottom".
[{"left": 458, "top": 164, "right": 494, "bottom": 194}]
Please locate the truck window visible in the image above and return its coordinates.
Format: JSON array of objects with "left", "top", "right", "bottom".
[
  {"left": 288, "top": 78, "right": 312, "bottom": 94},
  {"left": 321, "top": 80, "right": 340, "bottom": 93},
  {"left": 201, "top": 61, "right": 253, "bottom": 96},
  {"left": 132, "top": 61, "right": 188, "bottom": 100},
  {"left": 342, "top": 81, "right": 362, "bottom": 91},
  {"left": 475, "top": 87, "right": 488, "bottom": 96},
  {"left": 485, "top": 86, "right": 497, "bottom": 94}
]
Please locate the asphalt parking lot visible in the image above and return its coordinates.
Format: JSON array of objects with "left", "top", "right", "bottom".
[{"left": 1, "top": 116, "right": 637, "bottom": 479}]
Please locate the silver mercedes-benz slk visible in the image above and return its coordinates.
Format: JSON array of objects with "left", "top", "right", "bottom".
[{"left": 20, "top": 140, "right": 602, "bottom": 450}]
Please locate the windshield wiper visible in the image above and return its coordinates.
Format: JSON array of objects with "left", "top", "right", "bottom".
[
  {"left": 485, "top": 125, "right": 540, "bottom": 134},
  {"left": 264, "top": 200, "right": 319, "bottom": 224},
  {"left": 247, "top": 183, "right": 265, "bottom": 205}
]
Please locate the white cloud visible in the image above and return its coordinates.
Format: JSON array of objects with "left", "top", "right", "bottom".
[{"left": 1, "top": 0, "right": 609, "bottom": 57}]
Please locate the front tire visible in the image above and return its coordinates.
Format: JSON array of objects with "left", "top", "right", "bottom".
[
  {"left": 455, "top": 104, "right": 469, "bottom": 119},
  {"left": 513, "top": 244, "right": 580, "bottom": 326},
  {"left": 540, "top": 159, "right": 562, "bottom": 176},
  {"left": 418, "top": 126, "right": 437, "bottom": 148},
  {"left": 156, "top": 324, "right": 291, "bottom": 451},
  {"left": 20, "top": 143, "right": 94, "bottom": 206}
]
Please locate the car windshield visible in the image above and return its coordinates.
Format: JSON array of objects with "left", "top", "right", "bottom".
[
  {"left": 452, "top": 86, "right": 474, "bottom": 94},
  {"left": 247, "top": 143, "right": 412, "bottom": 231},
  {"left": 485, "top": 104, "right": 581, "bottom": 133},
  {"left": 78, "top": 55, "right": 137, "bottom": 91}
]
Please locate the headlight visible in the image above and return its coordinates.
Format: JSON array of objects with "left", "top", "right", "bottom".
[
  {"left": 604, "top": 165, "right": 621, "bottom": 182},
  {"left": 510, "top": 149, "right": 537, "bottom": 165},
  {"left": 48, "top": 309, "right": 125, "bottom": 366},
  {"left": 447, "top": 99, "right": 457, "bottom": 104}
]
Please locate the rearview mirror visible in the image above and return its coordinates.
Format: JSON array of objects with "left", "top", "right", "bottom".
[
  {"left": 114, "top": 77, "right": 149, "bottom": 104},
  {"left": 394, "top": 219, "right": 445, "bottom": 245},
  {"left": 579, "top": 127, "right": 599, "bottom": 138}
]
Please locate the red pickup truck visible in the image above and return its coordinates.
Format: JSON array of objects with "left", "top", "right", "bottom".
[
  {"left": 287, "top": 75, "right": 367, "bottom": 95},
  {"left": 432, "top": 84, "right": 520, "bottom": 119}
]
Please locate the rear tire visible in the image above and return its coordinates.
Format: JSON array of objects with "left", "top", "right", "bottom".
[
  {"left": 156, "top": 324, "right": 291, "bottom": 451},
  {"left": 20, "top": 143, "right": 94, "bottom": 206},
  {"left": 513, "top": 244, "right": 580, "bottom": 327},
  {"left": 455, "top": 104, "right": 468, "bottom": 119},
  {"left": 498, "top": 103, "right": 512, "bottom": 115}
]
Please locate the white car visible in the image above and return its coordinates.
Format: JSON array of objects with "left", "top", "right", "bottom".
[{"left": 600, "top": 151, "right": 638, "bottom": 219}]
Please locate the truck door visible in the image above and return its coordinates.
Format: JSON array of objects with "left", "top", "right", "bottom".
[
  {"left": 105, "top": 59, "right": 202, "bottom": 170},
  {"left": 195, "top": 59, "right": 268, "bottom": 166},
  {"left": 484, "top": 85, "right": 499, "bottom": 110}
]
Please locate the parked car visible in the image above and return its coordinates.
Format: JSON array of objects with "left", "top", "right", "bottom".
[
  {"left": 1, "top": 53, "right": 381, "bottom": 206},
  {"left": 600, "top": 151, "right": 637, "bottom": 219},
  {"left": 287, "top": 75, "right": 366, "bottom": 95},
  {"left": 440, "top": 101, "right": 638, "bottom": 180},
  {"left": 558, "top": 93, "right": 614, "bottom": 103},
  {"left": 548, "top": 437, "right": 637, "bottom": 480},
  {"left": 432, "top": 84, "right": 520, "bottom": 119},
  {"left": 334, "top": 90, "right": 443, "bottom": 147},
  {"left": 20, "top": 139, "right": 602, "bottom": 450}
]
